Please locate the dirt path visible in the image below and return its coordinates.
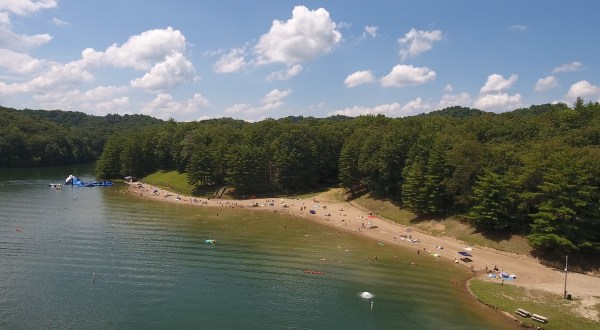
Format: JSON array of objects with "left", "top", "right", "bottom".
[{"left": 128, "top": 182, "right": 600, "bottom": 320}]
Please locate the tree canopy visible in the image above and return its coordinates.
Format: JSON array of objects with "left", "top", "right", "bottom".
[{"left": 7, "top": 101, "right": 600, "bottom": 256}]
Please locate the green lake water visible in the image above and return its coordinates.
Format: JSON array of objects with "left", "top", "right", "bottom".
[{"left": 0, "top": 164, "right": 517, "bottom": 329}]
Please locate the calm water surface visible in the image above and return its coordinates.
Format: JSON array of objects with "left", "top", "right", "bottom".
[{"left": 0, "top": 164, "right": 517, "bottom": 329}]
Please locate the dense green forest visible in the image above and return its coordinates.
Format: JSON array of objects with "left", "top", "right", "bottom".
[
  {"left": 4, "top": 100, "right": 600, "bottom": 256},
  {"left": 93, "top": 99, "right": 600, "bottom": 256},
  {"left": 0, "top": 106, "right": 162, "bottom": 166}
]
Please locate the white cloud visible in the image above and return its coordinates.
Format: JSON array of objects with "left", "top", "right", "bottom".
[
  {"left": 224, "top": 103, "right": 253, "bottom": 114},
  {"left": 380, "top": 64, "right": 436, "bottom": 88},
  {"left": 344, "top": 70, "right": 375, "bottom": 87},
  {"left": 329, "top": 98, "right": 430, "bottom": 118},
  {"left": 0, "top": 60, "right": 93, "bottom": 95},
  {"left": 0, "top": 17, "right": 52, "bottom": 51},
  {"left": 213, "top": 47, "right": 247, "bottom": 73},
  {"left": 329, "top": 103, "right": 401, "bottom": 117},
  {"left": 552, "top": 61, "right": 582, "bottom": 73},
  {"left": 33, "top": 85, "right": 130, "bottom": 115},
  {"left": 443, "top": 84, "right": 453, "bottom": 92},
  {"left": 509, "top": 24, "right": 528, "bottom": 31},
  {"left": 130, "top": 52, "right": 196, "bottom": 91},
  {"left": 266, "top": 64, "right": 302, "bottom": 81},
  {"left": 254, "top": 6, "right": 342, "bottom": 66},
  {"left": 400, "top": 97, "right": 430, "bottom": 115},
  {"left": 473, "top": 93, "right": 522, "bottom": 112},
  {"left": 261, "top": 88, "right": 292, "bottom": 110},
  {"left": 51, "top": 17, "right": 68, "bottom": 26},
  {"left": 82, "top": 27, "right": 188, "bottom": 71},
  {"left": 567, "top": 80, "right": 600, "bottom": 100},
  {"left": 480, "top": 73, "right": 518, "bottom": 93},
  {"left": 225, "top": 89, "right": 292, "bottom": 116},
  {"left": 0, "top": 0, "right": 57, "bottom": 16},
  {"left": 534, "top": 75, "right": 558, "bottom": 91},
  {"left": 1, "top": 26, "right": 197, "bottom": 103},
  {"left": 261, "top": 88, "right": 292, "bottom": 104},
  {"left": 141, "top": 93, "right": 209, "bottom": 120},
  {"left": 398, "top": 28, "right": 442, "bottom": 61},
  {"left": 0, "top": 48, "right": 53, "bottom": 75},
  {"left": 437, "top": 92, "right": 472, "bottom": 109},
  {"left": 362, "top": 25, "right": 378, "bottom": 38}
]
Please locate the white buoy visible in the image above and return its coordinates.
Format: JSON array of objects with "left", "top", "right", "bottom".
[{"left": 360, "top": 291, "right": 374, "bottom": 299}]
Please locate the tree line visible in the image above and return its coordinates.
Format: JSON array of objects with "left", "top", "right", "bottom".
[
  {"left": 6, "top": 100, "right": 598, "bottom": 255},
  {"left": 95, "top": 100, "right": 600, "bottom": 256},
  {"left": 0, "top": 106, "right": 162, "bottom": 167}
]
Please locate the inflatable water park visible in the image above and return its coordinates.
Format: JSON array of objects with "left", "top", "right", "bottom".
[{"left": 49, "top": 175, "right": 113, "bottom": 188}]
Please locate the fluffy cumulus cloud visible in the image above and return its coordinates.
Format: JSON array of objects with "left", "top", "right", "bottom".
[
  {"left": 130, "top": 52, "right": 196, "bottom": 91},
  {"left": 0, "top": 48, "right": 54, "bottom": 74},
  {"left": 475, "top": 73, "right": 521, "bottom": 112},
  {"left": 437, "top": 92, "right": 472, "bottom": 109},
  {"left": 398, "top": 28, "right": 442, "bottom": 61},
  {"left": 0, "top": 1, "right": 53, "bottom": 52},
  {"left": 329, "top": 102, "right": 400, "bottom": 117},
  {"left": 0, "top": 59, "right": 93, "bottom": 95},
  {"left": 141, "top": 93, "right": 209, "bottom": 120},
  {"left": 344, "top": 70, "right": 375, "bottom": 87},
  {"left": 552, "top": 61, "right": 582, "bottom": 73},
  {"left": 567, "top": 80, "right": 600, "bottom": 100},
  {"left": 82, "top": 27, "right": 188, "bottom": 71},
  {"left": 473, "top": 93, "right": 522, "bottom": 112},
  {"left": 33, "top": 85, "right": 130, "bottom": 115},
  {"left": 534, "top": 75, "right": 558, "bottom": 91},
  {"left": 213, "top": 48, "right": 248, "bottom": 73},
  {"left": 480, "top": 73, "right": 518, "bottom": 93},
  {"left": 254, "top": 6, "right": 342, "bottom": 66},
  {"left": 0, "top": 0, "right": 57, "bottom": 16},
  {"left": 329, "top": 98, "right": 430, "bottom": 117},
  {"left": 266, "top": 64, "right": 302, "bottom": 81},
  {"left": 1, "top": 25, "right": 198, "bottom": 114},
  {"left": 380, "top": 64, "right": 436, "bottom": 88},
  {"left": 226, "top": 89, "right": 292, "bottom": 117}
]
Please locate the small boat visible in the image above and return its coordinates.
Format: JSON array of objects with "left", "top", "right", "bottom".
[
  {"left": 204, "top": 239, "right": 216, "bottom": 244},
  {"left": 48, "top": 183, "right": 63, "bottom": 189}
]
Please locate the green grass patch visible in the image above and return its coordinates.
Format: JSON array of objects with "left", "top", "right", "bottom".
[
  {"left": 142, "top": 170, "right": 196, "bottom": 196},
  {"left": 469, "top": 279, "right": 599, "bottom": 329},
  {"left": 352, "top": 194, "right": 415, "bottom": 226},
  {"left": 351, "top": 194, "right": 533, "bottom": 255}
]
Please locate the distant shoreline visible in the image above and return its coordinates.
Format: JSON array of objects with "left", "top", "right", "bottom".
[{"left": 126, "top": 181, "right": 600, "bottom": 321}]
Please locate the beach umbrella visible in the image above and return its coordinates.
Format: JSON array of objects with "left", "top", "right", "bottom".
[{"left": 458, "top": 251, "right": 472, "bottom": 257}]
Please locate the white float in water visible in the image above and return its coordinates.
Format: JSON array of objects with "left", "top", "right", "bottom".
[{"left": 359, "top": 291, "right": 374, "bottom": 299}]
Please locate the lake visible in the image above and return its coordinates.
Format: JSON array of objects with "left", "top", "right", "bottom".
[{"left": 0, "top": 164, "right": 517, "bottom": 329}]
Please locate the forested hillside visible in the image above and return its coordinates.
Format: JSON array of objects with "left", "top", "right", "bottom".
[
  {"left": 95, "top": 99, "right": 600, "bottom": 256},
  {"left": 0, "top": 106, "right": 162, "bottom": 167}
]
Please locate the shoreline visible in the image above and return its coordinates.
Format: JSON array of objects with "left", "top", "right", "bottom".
[{"left": 126, "top": 181, "right": 600, "bottom": 321}]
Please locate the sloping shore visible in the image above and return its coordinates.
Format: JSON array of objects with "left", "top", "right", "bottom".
[{"left": 127, "top": 182, "right": 600, "bottom": 320}]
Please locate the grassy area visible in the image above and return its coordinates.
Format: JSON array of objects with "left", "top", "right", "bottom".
[
  {"left": 142, "top": 170, "right": 196, "bottom": 196},
  {"left": 469, "top": 279, "right": 599, "bottom": 329},
  {"left": 351, "top": 194, "right": 533, "bottom": 255}
]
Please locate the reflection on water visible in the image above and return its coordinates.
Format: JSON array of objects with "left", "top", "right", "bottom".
[{"left": 0, "top": 164, "right": 517, "bottom": 329}]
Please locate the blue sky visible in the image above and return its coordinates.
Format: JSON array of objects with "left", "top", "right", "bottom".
[{"left": 1, "top": 0, "right": 599, "bottom": 121}]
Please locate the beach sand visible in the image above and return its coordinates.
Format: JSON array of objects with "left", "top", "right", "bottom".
[{"left": 127, "top": 182, "right": 600, "bottom": 320}]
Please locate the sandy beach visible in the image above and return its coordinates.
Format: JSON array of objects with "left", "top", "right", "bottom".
[{"left": 127, "top": 182, "right": 600, "bottom": 320}]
